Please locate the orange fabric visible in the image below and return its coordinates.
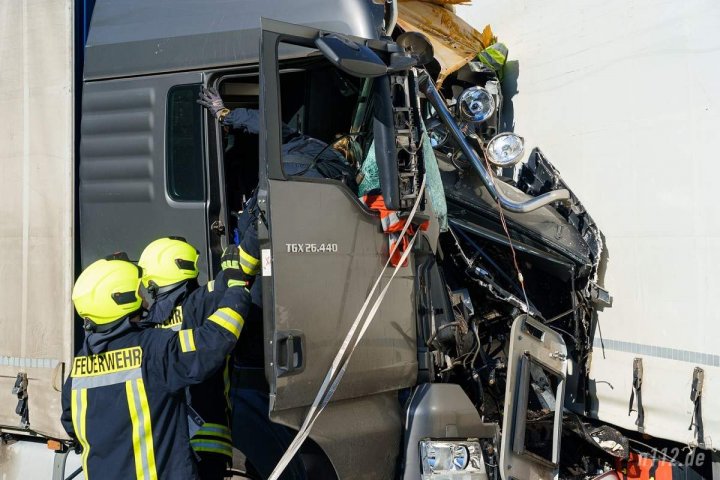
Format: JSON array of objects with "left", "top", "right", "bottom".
[
  {"left": 654, "top": 460, "right": 674, "bottom": 480},
  {"left": 362, "top": 194, "right": 429, "bottom": 267},
  {"left": 616, "top": 452, "right": 675, "bottom": 480}
]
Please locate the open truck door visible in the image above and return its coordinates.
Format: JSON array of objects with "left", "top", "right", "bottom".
[
  {"left": 254, "top": 19, "right": 420, "bottom": 478},
  {"left": 500, "top": 315, "right": 568, "bottom": 480}
]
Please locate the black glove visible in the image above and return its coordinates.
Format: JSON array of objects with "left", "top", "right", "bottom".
[
  {"left": 197, "top": 87, "right": 230, "bottom": 121},
  {"left": 221, "top": 245, "right": 253, "bottom": 288}
]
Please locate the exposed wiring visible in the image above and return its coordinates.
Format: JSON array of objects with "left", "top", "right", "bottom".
[
  {"left": 479, "top": 151, "right": 532, "bottom": 316},
  {"left": 426, "top": 321, "right": 461, "bottom": 348},
  {"left": 451, "top": 224, "right": 526, "bottom": 299},
  {"left": 545, "top": 307, "right": 577, "bottom": 324},
  {"left": 460, "top": 329, "right": 482, "bottom": 370},
  {"left": 471, "top": 323, "right": 482, "bottom": 368},
  {"left": 547, "top": 324, "right": 575, "bottom": 340}
]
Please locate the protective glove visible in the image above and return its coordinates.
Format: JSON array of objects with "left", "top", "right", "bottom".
[
  {"left": 197, "top": 87, "right": 230, "bottom": 122},
  {"left": 221, "top": 245, "right": 253, "bottom": 289}
]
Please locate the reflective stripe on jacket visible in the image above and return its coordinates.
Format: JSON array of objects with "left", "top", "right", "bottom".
[{"left": 166, "top": 274, "right": 239, "bottom": 460}]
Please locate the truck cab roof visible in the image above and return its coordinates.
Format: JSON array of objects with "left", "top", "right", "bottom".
[{"left": 85, "top": 0, "right": 386, "bottom": 80}]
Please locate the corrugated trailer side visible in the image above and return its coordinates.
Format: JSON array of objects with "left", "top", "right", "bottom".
[{"left": 0, "top": 0, "right": 74, "bottom": 444}]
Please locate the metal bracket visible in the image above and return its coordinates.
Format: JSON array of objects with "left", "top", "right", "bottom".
[
  {"left": 11, "top": 372, "right": 29, "bottom": 428},
  {"left": 689, "top": 367, "right": 705, "bottom": 448},
  {"left": 628, "top": 358, "right": 644, "bottom": 432},
  {"left": 389, "top": 69, "right": 424, "bottom": 210},
  {"left": 210, "top": 219, "right": 226, "bottom": 237},
  {"left": 590, "top": 282, "right": 613, "bottom": 307}
]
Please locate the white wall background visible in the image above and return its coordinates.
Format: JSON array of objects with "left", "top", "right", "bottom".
[{"left": 458, "top": 0, "right": 720, "bottom": 448}]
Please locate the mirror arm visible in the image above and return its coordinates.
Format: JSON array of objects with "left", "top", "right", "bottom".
[
  {"left": 383, "top": 0, "right": 398, "bottom": 36},
  {"left": 417, "top": 73, "right": 571, "bottom": 214}
]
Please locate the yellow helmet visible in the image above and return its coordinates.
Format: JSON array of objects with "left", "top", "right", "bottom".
[
  {"left": 72, "top": 254, "right": 142, "bottom": 325},
  {"left": 138, "top": 237, "right": 199, "bottom": 289}
]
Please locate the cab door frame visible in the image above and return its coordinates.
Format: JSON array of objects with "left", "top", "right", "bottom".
[
  {"left": 255, "top": 18, "right": 417, "bottom": 479},
  {"left": 202, "top": 67, "right": 260, "bottom": 275}
]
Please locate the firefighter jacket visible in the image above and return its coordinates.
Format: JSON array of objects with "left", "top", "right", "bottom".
[
  {"left": 231, "top": 195, "right": 264, "bottom": 369},
  {"left": 223, "top": 108, "right": 355, "bottom": 183},
  {"left": 143, "top": 272, "right": 237, "bottom": 460},
  {"left": 61, "top": 286, "right": 249, "bottom": 480}
]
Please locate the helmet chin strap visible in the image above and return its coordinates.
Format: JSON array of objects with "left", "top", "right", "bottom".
[
  {"left": 83, "top": 319, "right": 96, "bottom": 333},
  {"left": 84, "top": 310, "right": 141, "bottom": 334},
  {"left": 147, "top": 280, "right": 188, "bottom": 300}
]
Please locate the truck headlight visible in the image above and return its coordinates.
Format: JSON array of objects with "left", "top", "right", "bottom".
[
  {"left": 419, "top": 439, "right": 486, "bottom": 479},
  {"left": 485, "top": 132, "right": 524, "bottom": 167},
  {"left": 458, "top": 87, "right": 496, "bottom": 123}
]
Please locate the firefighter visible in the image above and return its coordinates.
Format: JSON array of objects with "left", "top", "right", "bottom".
[
  {"left": 197, "top": 86, "right": 358, "bottom": 186},
  {"left": 137, "top": 236, "right": 258, "bottom": 480},
  {"left": 61, "top": 251, "right": 250, "bottom": 479}
]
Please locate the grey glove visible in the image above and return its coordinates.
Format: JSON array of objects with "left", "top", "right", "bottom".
[{"left": 197, "top": 87, "right": 230, "bottom": 121}]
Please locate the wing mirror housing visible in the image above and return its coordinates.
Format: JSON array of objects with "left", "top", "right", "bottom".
[{"left": 315, "top": 34, "right": 387, "bottom": 78}]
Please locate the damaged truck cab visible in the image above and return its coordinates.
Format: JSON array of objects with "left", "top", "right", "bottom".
[
  {"left": 76, "top": 1, "right": 620, "bottom": 479},
  {"left": 255, "top": 17, "right": 596, "bottom": 478}
]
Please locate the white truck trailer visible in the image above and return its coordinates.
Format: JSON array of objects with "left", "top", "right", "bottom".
[
  {"left": 0, "top": 0, "right": 80, "bottom": 478},
  {"left": 460, "top": 0, "right": 720, "bottom": 469}
]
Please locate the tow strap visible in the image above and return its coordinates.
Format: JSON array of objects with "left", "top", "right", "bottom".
[{"left": 268, "top": 176, "right": 427, "bottom": 480}]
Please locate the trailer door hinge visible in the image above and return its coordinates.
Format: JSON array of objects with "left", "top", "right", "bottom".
[
  {"left": 689, "top": 367, "right": 705, "bottom": 448},
  {"left": 628, "top": 358, "right": 644, "bottom": 433}
]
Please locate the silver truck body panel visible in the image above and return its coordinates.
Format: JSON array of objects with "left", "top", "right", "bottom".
[
  {"left": 402, "top": 383, "right": 495, "bottom": 480},
  {"left": 272, "top": 391, "right": 404, "bottom": 480},
  {"left": 265, "top": 179, "right": 418, "bottom": 409},
  {"left": 85, "top": 0, "right": 385, "bottom": 80},
  {"left": 79, "top": 72, "right": 210, "bottom": 273}
]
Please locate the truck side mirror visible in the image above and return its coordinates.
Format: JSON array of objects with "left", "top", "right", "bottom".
[{"left": 315, "top": 34, "right": 388, "bottom": 78}]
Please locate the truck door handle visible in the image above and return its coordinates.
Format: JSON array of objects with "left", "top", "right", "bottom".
[{"left": 276, "top": 330, "right": 305, "bottom": 376}]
